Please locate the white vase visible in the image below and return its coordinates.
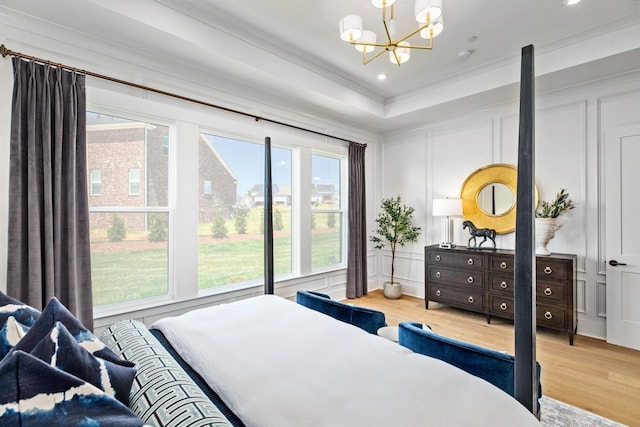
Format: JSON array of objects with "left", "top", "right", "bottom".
[
  {"left": 535, "top": 218, "right": 562, "bottom": 256},
  {"left": 383, "top": 282, "right": 402, "bottom": 299}
]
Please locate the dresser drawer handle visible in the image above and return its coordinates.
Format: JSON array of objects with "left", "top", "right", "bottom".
[
  {"left": 467, "top": 258, "right": 474, "bottom": 265},
  {"left": 435, "top": 255, "right": 441, "bottom": 261},
  {"left": 500, "top": 302, "right": 508, "bottom": 310},
  {"left": 500, "top": 261, "right": 508, "bottom": 269},
  {"left": 500, "top": 281, "right": 508, "bottom": 289},
  {"left": 468, "top": 296, "right": 475, "bottom": 303},
  {"left": 436, "top": 290, "right": 442, "bottom": 297},
  {"left": 467, "top": 276, "right": 474, "bottom": 284},
  {"left": 435, "top": 271, "right": 442, "bottom": 278},
  {"left": 544, "top": 287, "right": 553, "bottom": 296},
  {"left": 544, "top": 266, "right": 553, "bottom": 275},
  {"left": 544, "top": 311, "right": 553, "bottom": 320}
]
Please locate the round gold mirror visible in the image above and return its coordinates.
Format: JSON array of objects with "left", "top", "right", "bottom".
[{"left": 460, "top": 164, "right": 538, "bottom": 234}]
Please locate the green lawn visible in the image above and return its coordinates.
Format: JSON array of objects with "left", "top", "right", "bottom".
[{"left": 91, "top": 231, "right": 341, "bottom": 306}]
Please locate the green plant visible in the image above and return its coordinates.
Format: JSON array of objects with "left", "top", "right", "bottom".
[
  {"left": 327, "top": 212, "right": 336, "bottom": 228},
  {"left": 535, "top": 188, "right": 575, "bottom": 218},
  {"left": 211, "top": 212, "right": 228, "bottom": 239},
  {"left": 274, "top": 209, "right": 284, "bottom": 231},
  {"left": 370, "top": 196, "right": 421, "bottom": 285},
  {"left": 107, "top": 213, "right": 126, "bottom": 242},
  {"left": 234, "top": 208, "right": 250, "bottom": 234},
  {"left": 147, "top": 213, "right": 168, "bottom": 242}
]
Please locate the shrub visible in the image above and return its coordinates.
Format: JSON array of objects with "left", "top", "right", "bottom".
[
  {"left": 234, "top": 208, "right": 250, "bottom": 234},
  {"left": 274, "top": 209, "right": 284, "bottom": 231},
  {"left": 327, "top": 212, "right": 336, "bottom": 229},
  {"left": 107, "top": 213, "right": 126, "bottom": 242},
  {"left": 211, "top": 215, "right": 228, "bottom": 239},
  {"left": 148, "top": 213, "right": 168, "bottom": 242}
]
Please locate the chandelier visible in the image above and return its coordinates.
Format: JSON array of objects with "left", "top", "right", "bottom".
[{"left": 339, "top": 0, "right": 444, "bottom": 66}]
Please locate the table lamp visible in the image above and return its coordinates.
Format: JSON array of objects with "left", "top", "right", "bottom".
[{"left": 433, "top": 198, "right": 463, "bottom": 249}]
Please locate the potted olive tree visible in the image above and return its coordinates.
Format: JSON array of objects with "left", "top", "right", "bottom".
[{"left": 370, "top": 196, "right": 421, "bottom": 299}]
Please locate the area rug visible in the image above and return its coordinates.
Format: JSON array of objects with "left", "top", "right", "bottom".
[{"left": 540, "top": 396, "right": 627, "bottom": 426}]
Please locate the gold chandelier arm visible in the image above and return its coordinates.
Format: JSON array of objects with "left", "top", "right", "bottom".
[
  {"left": 391, "top": 50, "right": 402, "bottom": 67},
  {"left": 362, "top": 48, "right": 388, "bottom": 65},
  {"left": 396, "top": 22, "right": 430, "bottom": 45}
]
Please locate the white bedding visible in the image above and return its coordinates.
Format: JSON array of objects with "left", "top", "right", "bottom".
[{"left": 152, "top": 295, "right": 540, "bottom": 427}]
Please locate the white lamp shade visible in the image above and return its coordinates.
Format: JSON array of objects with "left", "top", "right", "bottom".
[
  {"left": 420, "top": 16, "right": 444, "bottom": 39},
  {"left": 339, "top": 15, "right": 363, "bottom": 42},
  {"left": 355, "top": 30, "right": 377, "bottom": 53},
  {"left": 372, "top": 0, "right": 396, "bottom": 9},
  {"left": 415, "top": 0, "right": 443, "bottom": 23},
  {"left": 389, "top": 41, "right": 411, "bottom": 65},
  {"left": 432, "top": 198, "right": 463, "bottom": 217}
]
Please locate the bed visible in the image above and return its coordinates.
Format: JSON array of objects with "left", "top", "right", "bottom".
[{"left": 143, "top": 294, "right": 540, "bottom": 427}]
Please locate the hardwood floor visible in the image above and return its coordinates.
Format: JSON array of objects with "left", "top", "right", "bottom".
[{"left": 345, "top": 290, "right": 640, "bottom": 426}]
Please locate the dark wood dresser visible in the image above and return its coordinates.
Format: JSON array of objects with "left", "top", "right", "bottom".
[{"left": 425, "top": 244, "right": 577, "bottom": 344}]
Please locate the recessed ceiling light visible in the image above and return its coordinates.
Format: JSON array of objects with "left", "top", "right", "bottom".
[
  {"left": 377, "top": 73, "right": 388, "bottom": 81},
  {"left": 563, "top": 0, "right": 581, "bottom": 5}
]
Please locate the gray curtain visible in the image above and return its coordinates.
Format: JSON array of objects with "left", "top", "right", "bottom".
[
  {"left": 7, "top": 58, "right": 93, "bottom": 330},
  {"left": 347, "top": 143, "right": 367, "bottom": 298}
]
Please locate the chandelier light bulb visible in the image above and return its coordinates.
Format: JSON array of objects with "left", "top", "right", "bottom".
[
  {"left": 390, "top": 41, "right": 411, "bottom": 65},
  {"left": 420, "top": 16, "right": 444, "bottom": 39},
  {"left": 371, "top": 0, "right": 397, "bottom": 8},
  {"left": 355, "top": 30, "right": 377, "bottom": 53},
  {"left": 339, "top": 15, "right": 363, "bottom": 42},
  {"left": 415, "top": 0, "right": 443, "bottom": 23}
]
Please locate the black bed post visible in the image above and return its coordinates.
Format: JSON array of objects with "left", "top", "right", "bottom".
[
  {"left": 264, "top": 136, "right": 274, "bottom": 295},
  {"left": 514, "top": 44, "right": 537, "bottom": 415}
]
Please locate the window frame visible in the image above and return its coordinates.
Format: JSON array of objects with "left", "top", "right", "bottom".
[
  {"left": 87, "top": 86, "right": 349, "bottom": 318},
  {"left": 90, "top": 169, "right": 102, "bottom": 196}
]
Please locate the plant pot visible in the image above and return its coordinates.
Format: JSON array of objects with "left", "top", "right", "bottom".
[
  {"left": 535, "top": 217, "right": 562, "bottom": 256},
  {"left": 383, "top": 282, "right": 402, "bottom": 299}
]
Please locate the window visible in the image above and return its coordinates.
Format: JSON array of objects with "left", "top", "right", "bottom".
[
  {"left": 197, "top": 133, "right": 292, "bottom": 290},
  {"left": 86, "top": 112, "right": 170, "bottom": 307},
  {"left": 129, "top": 168, "right": 141, "bottom": 195},
  {"left": 311, "top": 154, "right": 343, "bottom": 270},
  {"left": 87, "top": 89, "right": 348, "bottom": 314},
  {"left": 90, "top": 169, "right": 102, "bottom": 195}
]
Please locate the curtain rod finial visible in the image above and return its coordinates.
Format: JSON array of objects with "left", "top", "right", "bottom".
[{"left": 0, "top": 44, "right": 9, "bottom": 58}]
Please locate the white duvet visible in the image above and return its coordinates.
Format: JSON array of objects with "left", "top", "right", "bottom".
[{"left": 152, "top": 295, "right": 540, "bottom": 427}]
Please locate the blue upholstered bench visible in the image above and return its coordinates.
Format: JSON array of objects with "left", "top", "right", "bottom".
[
  {"left": 296, "top": 290, "right": 387, "bottom": 334},
  {"left": 398, "top": 322, "right": 542, "bottom": 415}
]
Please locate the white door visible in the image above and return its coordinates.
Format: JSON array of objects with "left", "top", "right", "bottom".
[{"left": 605, "top": 125, "right": 640, "bottom": 350}]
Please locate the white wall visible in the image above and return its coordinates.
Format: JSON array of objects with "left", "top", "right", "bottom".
[{"left": 377, "top": 70, "right": 640, "bottom": 340}]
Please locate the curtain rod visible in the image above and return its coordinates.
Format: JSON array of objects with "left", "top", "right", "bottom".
[{"left": 0, "top": 44, "right": 366, "bottom": 148}]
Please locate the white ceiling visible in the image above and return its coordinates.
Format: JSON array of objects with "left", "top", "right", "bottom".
[{"left": 1, "top": 0, "right": 640, "bottom": 133}]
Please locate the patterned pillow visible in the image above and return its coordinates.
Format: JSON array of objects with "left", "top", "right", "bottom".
[
  {"left": 0, "top": 291, "right": 40, "bottom": 329},
  {"left": 0, "top": 316, "right": 30, "bottom": 358},
  {"left": 101, "top": 320, "right": 234, "bottom": 427},
  {"left": 0, "top": 350, "right": 145, "bottom": 426},
  {"left": 15, "top": 297, "right": 134, "bottom": 367},
  {"left": 25, "top": 321, "right": 136, "bottom": 405}
]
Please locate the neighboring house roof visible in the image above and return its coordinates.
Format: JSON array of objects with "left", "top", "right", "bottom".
[
  {"left": 200, "top": 134, "right": 239, "bottom": 182},
  {"left": 315, "top": 184, "right": 335, "bottom": 195},
  {"left": 251, "top": 184, "right": 280, "bottom": 196}
]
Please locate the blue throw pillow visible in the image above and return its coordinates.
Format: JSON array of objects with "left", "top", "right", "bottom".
[
  {"left": 15, "top": 297, "right": 134, "bottom": 367},
  {"left": 0, "top": 316, "right": 30, "bottom": 358},
  {"left": 0, "top": 291, "right": 40, "bottom": 329},
  {"left": 0, "top": 350, "right": 145, "bottom": 426},
  {"left": 26, "top": 321, "right": 136, "bottom": 405}
]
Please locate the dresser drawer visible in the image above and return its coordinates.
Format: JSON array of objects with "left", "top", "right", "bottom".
[
  {"left": 489, "top": 295, "right": 515, "bottom": 318},
  {"left": 536, "top": 280, "right": 568, "bottom": 304},
  {"left": 427, "top": 250, "right": 484, "bottom": 270},
  {"left": 429, "top": 286, "right": 484, "bottom": 310},
  {"left": 489, "top": 256, "right": 515, "bottom": 273},
  {"left": 536, "top": 258, "right": 570, "bottom": 281},
  {"left": 489, "top": 274, "right": 514, "bottom": 293},
  {"left": 428, "top": 266, "right": 484, "bottom": 289},
  {"left": 537, "top": 303, "right": 569, "bottom": 329}
]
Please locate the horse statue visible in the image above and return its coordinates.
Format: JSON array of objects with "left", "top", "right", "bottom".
[{"left": 462, "top": 220, "right": 497, "bottom": 249}]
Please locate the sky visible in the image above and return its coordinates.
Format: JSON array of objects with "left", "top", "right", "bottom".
[{"left": 208, "top": 135, "right": 340, "bottom": 197}]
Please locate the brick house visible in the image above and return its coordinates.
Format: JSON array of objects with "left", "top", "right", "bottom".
[{"left": 87, "top": 123, "right": 237, "bottom": 230}]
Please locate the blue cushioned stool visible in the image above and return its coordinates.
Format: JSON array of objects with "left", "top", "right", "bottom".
[
  {"left": 296, "top": 290, "right": 387, "bottom": 334},
  {"left": 398, "top": 321, "right": 542, "bottom": 416}
]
